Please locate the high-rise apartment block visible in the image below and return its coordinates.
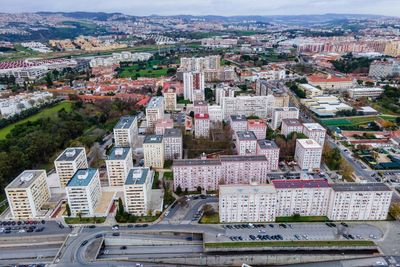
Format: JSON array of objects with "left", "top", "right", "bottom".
[
  {"left": 66, "top": 168, "right": 102, "bottom": 217},
  {"left": 302, "top": 123, "right": 326, "bottom": 146},
  {"left": 113, "top": 116, "right": 138, "bottom": 148},
  {"left": 281, "top": 118, "right": 303, "bottom": 137},
  {"left": 222, "top": 95, "right": 274, "bottom": 119},
  {"left": 54, "top": 147, "right": 88, "bottom": 188},
  {"left": 295, "top": 139, "right": 322, "bottom": 171},
  {"left": 106, "top": 147, "right": 133, "bottom": 187},
  {"left": 271, "top": 107, "right": 299, "bottom": 129},
  {"left": 256, "top": 140, "right": 280, "bottom": 171},
  {"left": 146, "top": 97, "right": 165, "bottom": 128},
  {"left": 155, "top": 118, "right": 173, "bottom": 135},
  {"left": 143, "top": 135, "right": 164, "bottom": 168},
  {"left": 236, "top": 131, "right": 257, "bottom": 155},
  {"left": 164, "top": 128, "right": 183, "bottom": 160},
  {"left": 163, "top": 88, "right": 177, "bottom": 111},
  {"left": 193, "top": 101, "right": 209, "bottom": 114},
  {"left": 194, "top": 113, "right": 210, "bottom": 138},
  {"left": 183, "top": 72, "right": 205, "bottom": 101},
  {"left": 6, "top": 170, "right": 50, "bottom": 219},
  {"left": 247, "top": 119, "right": 267, "bottom": 140},
  {"left": 229, "top": 115, "right": 248, "bottom": 136},
  {"left": 124, "top": 167, "right": 153, "bottom": 216}
]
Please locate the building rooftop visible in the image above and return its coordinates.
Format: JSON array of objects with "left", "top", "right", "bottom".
[
  {"left": 331, "top": 183, "right": 391, "bottom": 192},
  {"left": 173, "top": 158, "right": 221, "bottom": 167},
  {"left": 230, "top": 114, "right": 247, "bottom": 122},
  {"left": 282, "top": 118, "right": 302, "bottom": 126},
  {"left": 236, "top": 131, "right": 257, "bottom": 141},
  {"left": 107, "top": 147, "right": 131, "bottom": 161},
  {"left": 272, "top": 179, "right": 330, "bottom": 189},
  {"left": 220, "top": 155, "right": 268, "bottom": 162},
  {"left": 308, "top": 75, "right": 354, "bottom": 83},
  {"left": 257, "top": 140, "right": 279, "bottom": 149},
  {"left": 144, "top": 135, "right": 163, "bottom": 144},
  {"left": 114, "top": 116, "right": 137, "bottom": 129},
  {"left": 146, "top": 96, "right": 163, "bottom": 109},
  {"left": 195, "top": 113, "right": 209, "bottom": 119},
  {"left": 297, "top": 138, "right": 322, "bottom": 149},
  {"left": 274, "top": 107, "right": 299, "bottom": 112},
  {"left": 220, "top": 183, "right": 276, "bottom": 195},
  {"left": 247, "top": 119, "right": 266, "bottom": 127},
  {"left": 164, "top": 128, "right": 182, "bottom": 138},
  {"left": 125, "top": 167, "right": 150, "bottom": 185},
  {"left": 194, "top": 100, "right": 208, "bottom": 106},
  {"left": 348, "top": 87, "right": 384, "bottom": 92},
  {"left": 55, "top": 147, "right": 85, "bottom": 162},
  {"left": 67, "top": 168, "right": 98, "bottom": 187},
  {"left": 303, "top": 123, "right": 325, "bottom": 131},
  {"left": 7, "top": 170, "right": 46, "bottom": 189}
]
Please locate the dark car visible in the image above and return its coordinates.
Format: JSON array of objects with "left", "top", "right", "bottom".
[
  {"left": 81, "top": 240, "right": 88, "bottom": 247},
  {"left": 127, "top": 224, "right": 134, "bottom": 228},
  {"left": 120, "top": 246, "right": 127, "bottom": 250},
  {"left": 88, "top": 225, "right": 96, "bottom": 229},
  {"left": 95, "top": 234, "right": 103, "bottom": 238},
  {"left": 112, "top": 232, "right": 120, "bottom": 236}
]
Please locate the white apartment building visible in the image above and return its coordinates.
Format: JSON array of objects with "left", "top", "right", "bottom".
[
  {"left": 347, "top": 87, "right": 384, "bottom": 99},
  {"left": 328, "top": 183, "right": 392, "bottom": 221},
  {"left": 247, "top": 119, "right": 267, "bottom": 140},
  {"left": 164, "top": 128, "right": 183, "bottom": 160},
  {"left": 146, "top": 97, "right": 165, "bottom": 128},
  {"left": 193, "top": 101, "right": 208, "bottom": 114},
  {"left": 113, "top": 116, "right": 138, "bottom": 148},
  {"left": 222, "top": 95, "right": 274, "bottom": 119},
  {"left": 143, "top": 135, "right": 164, "bottom": 168},
  {"left": 295, "top": 139, "right": 323, "bottom": 171},
  {"left": 66, "top": 168, "right": 102, "bottom": 217},
  {"left": 281, "top": 118, "right": 303, "bottom": 137},
  {"left": 236, "top": 131, "right": 257, "bottom": 155},
  {"left": 256, "top": 140, "right": 280, "bottom": 171},
  {"left": 219, "top": 183, "right": 277, "bottom": 223},
  {"left": 6, "top": 170, "right": 50, "bottom": 219},
  {"left": 155, "top": 118, "right": 173, "bottom": 135},
  {"left": 229, "top": 115, "right": 248, "bottom": 136},
  {"left": 271, "top": 107, "right": 299, "bottom": 129},
  {"left": 273, "top": 179, "right": 331, "bottom": 217},
  {"left": 106, "top": 147, "right": 133, "bottom": 187},
  {"left": 302, "top": 123, "right": 326, "bottom": 146},
  {"left": 194, "top": 113, "right": 210, "bottom": 138},
  {"left": 163, "top": 89, "right": 177, "bottom": 111},
  {"left": 180, "top": 55, "right": 221, "bottom": 72},
  {"left": 220, "top": 155, "right": 270, "bottom": 184},
  {"left": 183, "top": 72, "right": 205, "bottom": 101},
  {"left": 124, "top": 167, "right": 153, "bottom": 216},
  {"left": 369, "top": 60, "right": 399, "bottom": 78},
  {"left": 54, "top": 147, "right": 88, "bottom": 188},
  {"left": 208, "top": 105, "right": 223, "bottom": 125}
]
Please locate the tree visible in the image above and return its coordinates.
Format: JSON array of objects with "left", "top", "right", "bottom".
[
  {"left": 118, "top": 198, "right": 125, "bottom": 215},
  {"left": 176, "top": 185, "right": 183, "bottom": 195},
  {"left": 197, "top": 186, "right": 202, "bottom": 194},
  {"left": 156, "top": 86, "right": 163, "bottom": 96},
  {"left": 389, "top": 203, "right": 400, "bottom": 220},
  {"left": 340, "top": 160, "right": 355, "bottom": 182},
  {"left": 204, "top": 88, "right": 213, "bottom": 101},
  {"left": 202, "top": 204, "right": 216, "bottom": 216},
  {"left": 66, "top": 203, "right": 71, "bottom": 217}
]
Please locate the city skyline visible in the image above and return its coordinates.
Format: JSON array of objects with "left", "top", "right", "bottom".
[{"left": 1, "top": 0, "right": 400, "bottom": 16}]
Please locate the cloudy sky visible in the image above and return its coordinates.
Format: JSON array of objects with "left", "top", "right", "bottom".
[{"left": 1, "top": 0, "right": 400, "bottom": 16}]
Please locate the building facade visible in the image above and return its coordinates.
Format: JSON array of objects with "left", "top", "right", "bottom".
[
  {"left": 194, "top": 113, "right": 210, "bottom": 138},
  {"left": 113, "top": 116, "right": 138, "bottom": 148},
  {"left": 236, "top": 131, "right": 258, "bottom": 155},
  {"left": 247, "top": 119, "right": 267, "bottom": 140},
  {"left": 54, "top": 147, "right": 88, "bottom": 188},
  {"left": 146, "top": 97, "right": 165, "bottom": 128},
  {"left": 124, "top": 167, "right": 153, "bottom": 216},
  {"left": 164, "top": 128, "right": 183, "bottom": 160},
  {"left": 256, "top": 140, "right": 280, "bottom": 171},
  {"left": 143, "top": 135, "right": 164, "bottom": 168},
  {"left": 295, "top": 139, "right": 322, "bottom": 171},
  {"left": 281, "top": 118, "right": 303, "bottom": 137},
  {"left": 271, "top": 107, "right": 299, "bottom": 130},
  {"left": 302, "top": 123, "right": 326, "bottom": 146},
  {"left": 106, "top": 147, "right": 133, "bottom": 187}
]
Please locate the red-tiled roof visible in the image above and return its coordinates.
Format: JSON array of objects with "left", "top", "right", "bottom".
[{"left": 308, "top": 75, "right": 353, "bottom": 83}]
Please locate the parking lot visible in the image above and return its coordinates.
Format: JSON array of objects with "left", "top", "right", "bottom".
[
  {"left": 0, "top": 220, "right": 70, "bottom": 237},
  {"left": 213, "top": 222, "right": 383, "bottom": 243}
]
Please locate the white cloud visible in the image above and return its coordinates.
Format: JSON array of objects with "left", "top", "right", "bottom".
[{"left": 1, "top": 0, "right": 399, "bottom": 16}]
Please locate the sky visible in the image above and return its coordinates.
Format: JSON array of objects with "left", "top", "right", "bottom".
[{"left": 1, "top": 0, "right": 400, "bottom": 16}]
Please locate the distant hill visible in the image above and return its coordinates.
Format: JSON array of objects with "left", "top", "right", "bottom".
[{"left": 37, "top": 11, "right": 130, "bottom": 21}]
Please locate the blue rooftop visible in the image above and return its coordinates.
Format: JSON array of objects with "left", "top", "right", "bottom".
[
  {"left": 125, "top": 168, "right": 151, "bottom": 185},
  {"left": 114, "top": 116, "right": 137, "bottom": 129},
  {"left": 67, "top": 168, "right": 98, "bottom": 187},
  {"left": 144, "top": 135, "right": 163, "bottom": 143},
  {"left": 107, "top": 147, "right": 131, "bottom": 160}
]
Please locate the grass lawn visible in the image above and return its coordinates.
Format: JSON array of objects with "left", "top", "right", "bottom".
[
  {"left": 199, "top": 213, "right": 220, "bottom": 224},
  {"left": 119, "top": 65, "right": 169, "bottom": 79},
  {"left": 0, "top": 202, "right": 9, "bottom": 215},
  {"left": 177, "top": 99, "right": 192, "bottom": 105},
  {"left": 152, "top": 172, "right": 160, "bottom": 189},
  {"left": 204, "top": 240, "right": 375, "bottom": 249},
  {"left": 275, "top": 216, "right": 329, "bottom": 222},
  {"left": 320, "top": 115, "right": 398, "bottom": 127},
  {"left": 163, "top": 172, "right": 173, "bottom": 180},
  {"left": 0, "top": 101, "right": 73, "bottom": 140},
  {"left": 64, "top": 217, "right": 106, "bottom": 224}
]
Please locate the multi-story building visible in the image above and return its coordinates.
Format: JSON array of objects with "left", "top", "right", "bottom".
[
  {"left": 369, "top": 60, "right": 398, "bottom": 78},
  {"left": 164, "top": 128, "right": 183, "bottom": 160},
  {"left": 113, "top": 116, "right": 138, "bottom": 148},
  {"left": 183, "top": 72, "right": 205, "bottom": 101},
  {"left": 295, "top": 139, "right": 322, "bottom": 171},
  {"left": 281, "top": 118, "right": 303, "bottom": 137},
  {"left": 173, "top": 157, "right": 222, "bottom": 191},
  {"left": 180, "top": 55, "right": 221, "bottom": 72},
  {"left": 54, "top": 147, "right": 88, "bottom": 188},
  {"left": 256, "top": 140, "right": 280, "bottom": 171},
  {"left": 236, "top": 131, "right": 257, "bottom": 155},
  {"left": 106, "top": 147, "right": 133, "bottom": 187},
  {"left": 299, "top": 84, "right": 323, "bottom": 98},
  {"left": 208, "top": 105, "right": 223, "bottom": 126},
  {"left": 229, "top": 115, "right": 248, "bottom": 136},
  {"left": 220, "top": 155, "right": 270, "bottom": 183},
  {"left": 222, "top": 95, "right": 274, "bottom": 119},
  {"left": 194, "top": 113, "right": 210, "bottom": 138},
  {"left": 271, "top": 107, "right": 299, "bottom": 130},
  {"left": 384, "top": 40, "right": 400, "bottom": 57},
  {"left": 273, "top": 179, "right": 331, "bottom": 217},
  {"left": 302, "top": 123, "right": 326, "bottom": 146},
  {"left": 347, "top": 88, "right": 384, "bottom": 99},
  {"left": 143, "top": 135, "right": 164, "bottom": 168},
  {"left": 193, "top": 101, "right": 209, "bottom": 114},
  {"left": 6, "top": 170, "right": 50, "bottom": 219},
  {"left": 219, "top": 183, "right": 277, "bottom": 223},
  {"left": 146, "top": 97, "right": 165, "bottom": 128},
  {"left": 247, "top": 119, "right": 267, "bottom": 140},
  {"left": 66, "top": 168, "right": 102, "bottom": 217},
  {"left": 328, "top": 183, "right": 392, "bottom": 221},
  {"left": 163, "top": 88, "right": 177, "bottom": 111},
  {"left": 155, "top": 118, "right": 173, "bottom": 135},
  {"left": 308, "top": 75, "right": 355, "bottom": 91},
  {"left": 124, "top": 167, "right": 153, "bottom": 216}
]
